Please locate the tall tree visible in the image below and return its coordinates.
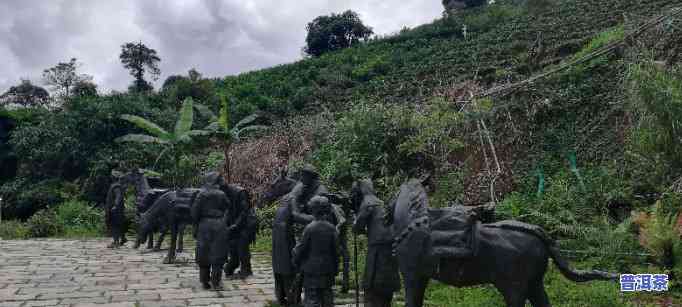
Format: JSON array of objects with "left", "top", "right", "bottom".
[
  {"left": 304, "top": 10, "right": 373, "bottom": 57},
  {"left": 120, "top": 42, "right": 161, "bottom": 93},
  {"left": 0, "top": 79, "right": 50, "bottom": 107},
  {"left": 161, "top": 68, "right": 216, "bottom": 107},
  {"left": 42, "top": 58, "right": 93, "bottom": 98}
]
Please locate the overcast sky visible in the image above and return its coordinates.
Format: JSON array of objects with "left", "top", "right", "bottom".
[{"left": 0, "top": 1, "right": 442, "bottom": 94}]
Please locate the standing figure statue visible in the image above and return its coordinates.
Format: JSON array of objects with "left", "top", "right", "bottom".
[
  {"left": 191, "top": 172, "right": 231, "bottom": 290},
  {"left": 352, "top": 179, "right": 400, "bottom": 307},
  {"left": 287, "top": 164, "right": 351, "bottom": 294},
  {"left": 293, "top": 196, "right": 339, "bottom": 307},
  {"left": 272, "top": 193, "right": 298, "bottom": 306},
  {"left": 221, "top": 183, "right": 257, "bottom": 278},
  {"left": 105, "top": 174, "right": 129, "bottom": 248}
]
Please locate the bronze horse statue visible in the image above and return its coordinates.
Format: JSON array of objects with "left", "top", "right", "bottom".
[
  {"left": 388, "top": 178, "right": 618, "bottom": 307},
  {"left": 124, "top": 169, "right": 187, "bottom": 252}
]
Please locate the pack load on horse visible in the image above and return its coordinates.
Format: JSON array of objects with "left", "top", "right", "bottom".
[{"left": 388, "top": 178, "right": 618, "bottom": 307}]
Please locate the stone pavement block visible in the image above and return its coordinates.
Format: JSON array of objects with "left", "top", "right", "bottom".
[
  {"left": 138, "top": 300, "right": 188, "bottom": 307},
  {"left": 80, "top": 285, "right": 127, "bottom": 292},
  {"left": 58, "top": 297, "right": 110, "bottom": 305},
  {"left": 18, "top": 286, "right": 80, "bottom": 295},
  {"left": 0, "top": 302, "right": 23, "bottom": 307},
  {"left": 110, "top": 294, "right": 160, "bottom": 302},
  {"left": 22, "top": 300, "right": 60, "bottom": 306},
  {"left": 38, "top": 291, "right": 102, "bottom": 300},
  {"left": 188, "top": 296, "right": 248, "bottom": 305},
  {"left": 72, "top": 303, "right": 135, "bottom": 307},
  {"left": 126, "top": 283, "right": 182, "bottom": 290}
]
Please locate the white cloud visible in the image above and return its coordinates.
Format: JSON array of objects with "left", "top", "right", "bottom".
[{"left": 0, "top": 0, "right": 442, "bottom": 94}]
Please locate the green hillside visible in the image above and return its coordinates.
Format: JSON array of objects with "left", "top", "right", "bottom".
[{"left": 1, "top": 0, "right": 681, "bottom": 304}]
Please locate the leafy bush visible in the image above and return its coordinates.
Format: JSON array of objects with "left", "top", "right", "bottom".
[
  {"left": 256, "top": 203, "right": 278, "bottom": 233},
  {"left": 54, "top": 200, "right": 104, "bottom": 237},
  {"left": 26, "top": 209, "right": 62, "bottom": 238},
  {"left": 628, "top": 61, "right": 682, "bottom": 170},
  {"left": 352, "top": 56, "right": 390, "bottom": 81},
  {"left": 638, "top": 201, "right": 680, "bottom": 268},
  {"left": 0, "top": 220, "right": 29, "bottom": 239}
]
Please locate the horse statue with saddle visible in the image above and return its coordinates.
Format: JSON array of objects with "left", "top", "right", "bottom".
[{"left": 385, "top": 177, "right": 618, "bottom": 307}]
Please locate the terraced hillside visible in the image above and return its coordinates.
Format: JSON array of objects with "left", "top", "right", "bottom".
[
  {"left": 218, "top": 0, "right": 681, "bottom": 115},
  {"left": 223, "top": 0, "right": 682, "bottom": 205}
]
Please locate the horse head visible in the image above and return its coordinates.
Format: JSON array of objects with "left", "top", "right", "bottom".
[{"left": 261, "top": 166, "right": 297, "bottom": 205}]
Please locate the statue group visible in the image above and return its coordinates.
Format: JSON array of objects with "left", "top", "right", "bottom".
[
  {"left": 106, "top": 165, "right": 618, "bottom": 307},
  {"left": 104, "top": 169, "right": 257, "bottom": 290},
  {"left": 266, "top": 167, "right": 618, "bottom": 307}
]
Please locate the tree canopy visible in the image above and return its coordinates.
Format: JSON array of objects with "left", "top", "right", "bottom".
[
  {"left": 0, "top": 80, "right": 50, "bottom": 108},
  {"left": 304, "top": 10, "right": 374, "bottom": 57},
  {"left": 120, "top": 42, "right": 161, "bottom": 93},
  {"left": 42, "top": 58, "right": 93, "bottom": 98}
]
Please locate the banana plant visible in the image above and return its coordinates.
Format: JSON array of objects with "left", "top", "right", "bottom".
[
  {"left": 116, "top": 98, "right": 211, "bottom": 187},
  {"left": 193, "top": 95, "right": 268, "bottom": 183}
]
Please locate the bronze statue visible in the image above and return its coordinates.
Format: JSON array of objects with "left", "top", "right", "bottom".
[
  {"left": 105, "top": 174, "right": 129, "bottom": 248},
  {"left": 221, "top": 183, "right": 257, "bottom": 278},
  {"left": 135, "top": 188, "right": 199, "bottom": 264},
  {"left": 388, "top": 178, "right": 618, "bottom": 307},
  {"left": 351, "top": 179, "right": 400, "bottom": 307},
  {"left": 191, "top": 172, "right": 231, "bottom": 290},
  {"left": 271, "top": 193, "right": 298, "bottom": 306},
  {"left": 292, "top": 196, "right": 339, "bottom": 307}
]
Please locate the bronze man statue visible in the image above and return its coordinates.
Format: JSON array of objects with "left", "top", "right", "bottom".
[
  {"left": 221, "top": 183, "right": 256, "bottom": 278},
  {"left": 292, "top": 196, "right": 339, "bottom": 307},
  {"left": 287, "top": 164, "right": 351, "bottom": 295},
  {"left": 191, "top": 172, "right": 231, "bottom": 290},
  {"left": 271, "top": 193, "right": 298, "bottom": 306},
  {"left": 352, "top": 179, "right": 400, "bottom": 307},
  {"left": 105, "top": 175, "right": 128, "bottom": 248}
]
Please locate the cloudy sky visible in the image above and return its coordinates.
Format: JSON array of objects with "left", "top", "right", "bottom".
[{"left": 0, "top": 1, "right": 442, "bottom": 94}]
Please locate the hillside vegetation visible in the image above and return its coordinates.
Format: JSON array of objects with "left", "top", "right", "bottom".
[{"left": 1, "top": 0, "right": 681, "bottom": 304}]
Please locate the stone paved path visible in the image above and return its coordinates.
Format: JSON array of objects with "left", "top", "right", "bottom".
[{"left": 0, "top": 239, "right": 364, "bottom": 307}]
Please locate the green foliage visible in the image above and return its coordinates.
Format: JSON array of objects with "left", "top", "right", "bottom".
[
  {"left": 628, "top": 61, "right": 682, "bottom": 170},
  {"left": 0, "top": 220, "right": 29, "bottom": 239},
  {"left": 120, "top": 42, "right": 161, "bottom": 93},
  {"left": 398, "top": 98, "right": 463, "bottom": 163},
  {"left": 0, "top": 178, "right": 64, "bottom": 219},
  {"left": 117, "top": 98, "right": 212, "bottom": 188},
  {"left": 161, "top": 69, "right": 217, "bottom": 108},
  {"left": 255, "top": 203, "right": 277, "bottom": 233},
  {"left": 54, "top": 200, "right": 104, "bottom": 237},
  {"left": 351, "top": 56, "right": 390, "bottom": 81},
  {"left": 563, "top": 25, "right": 624, "bottom": 80},
  {"left": 26, "top": 209, "right": 62, "bottom": 238},
  {"left": 639, "top": 201, "right": 680, "bottom": 267},
  {"left": 0, "top": 79, "right": 50, "bottom": 108},
  {"left": 304, "top": 10, "right": 374, "bottom": 57}
]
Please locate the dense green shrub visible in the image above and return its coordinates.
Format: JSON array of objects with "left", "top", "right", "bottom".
[
  {"left": 55, "top": 200, "right": 104, "bottom": 237},
  {"left": 256, "top": 203, "right": 277, "bottom": 233},
  {"left": 26, "top": 209, "right": 62, "bottom": 238},
  {"left": 0, "top": 220, "right": 29, "bottom": 239}
]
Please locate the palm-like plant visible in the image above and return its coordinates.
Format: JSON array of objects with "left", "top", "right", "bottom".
[
  {"left": 116, "top": 98, "right": 210, "bottom": 187},
  {"left": 194, "top": 95, "right": 268, "bottom": 183}
]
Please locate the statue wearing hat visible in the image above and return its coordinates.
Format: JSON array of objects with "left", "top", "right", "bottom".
[{"left": 191, "top": 172, "right": 232, "bottom": 290}]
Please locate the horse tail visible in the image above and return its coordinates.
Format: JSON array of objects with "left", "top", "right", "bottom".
[
  {"left": 547, "top": 246, "right": 618, "bottom": 282},
  {"left": 486, "top": 221, "right": 618, "bottom": 282}
]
